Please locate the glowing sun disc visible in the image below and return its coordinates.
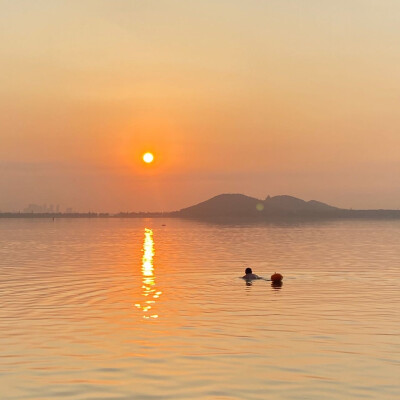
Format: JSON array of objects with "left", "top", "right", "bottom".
[{"left": 143, "top": 152, "right": 154, "bottom": 163}]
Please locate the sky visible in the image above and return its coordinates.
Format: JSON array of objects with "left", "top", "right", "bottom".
[{"left": 1, "top": 0, "right": 400, "bottom": 212}]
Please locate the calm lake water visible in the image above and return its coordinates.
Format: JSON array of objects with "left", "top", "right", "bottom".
[{"left": 0, "top": 218, "right": 399, "bottom": 399}]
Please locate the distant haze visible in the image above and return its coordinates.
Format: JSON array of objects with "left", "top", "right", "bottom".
[{"left": 1, "top": 1, "right": 400, "bottom": 212}]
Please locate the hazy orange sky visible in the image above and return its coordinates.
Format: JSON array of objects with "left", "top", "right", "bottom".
[{"left": 1, "top": 0, "right": 399, "bottom": 212}]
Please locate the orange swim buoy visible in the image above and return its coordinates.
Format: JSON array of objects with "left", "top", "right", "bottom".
[{"left": 271, "top": 272, "right": 283, "bottom": 282}]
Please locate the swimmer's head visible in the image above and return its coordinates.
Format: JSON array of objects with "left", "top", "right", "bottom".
[{"left": 245, "top": 267, "right": 252, "bottom": 274}]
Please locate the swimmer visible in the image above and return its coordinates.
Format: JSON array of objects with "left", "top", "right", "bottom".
[{"left": 242, "top": 267, "right": 262, "bottom": 280}]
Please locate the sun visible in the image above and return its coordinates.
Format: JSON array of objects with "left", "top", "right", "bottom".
[{"left": 142, "top": 152, "right": 154, "bottom": 163}]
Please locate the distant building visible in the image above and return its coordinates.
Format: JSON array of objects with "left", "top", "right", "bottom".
[
  {"left": 24, "top": 204, "right": 45, "bottom": 213},
  {"left": 23, "top": 203, "right": 61, "bottom": 213}
]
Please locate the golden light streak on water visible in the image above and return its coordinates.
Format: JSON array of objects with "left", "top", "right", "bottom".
[{"left": 138, "top": 228, "right": 161, "bottom": 319}]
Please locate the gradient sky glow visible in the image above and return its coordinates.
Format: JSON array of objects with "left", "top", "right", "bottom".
[{"left": 1, "top": 0, "right": 400, "bottom": 212}]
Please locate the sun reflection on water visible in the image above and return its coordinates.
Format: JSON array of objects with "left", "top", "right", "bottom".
[{"left": 135, "top": 228, "right": 162, "bottom": 319}]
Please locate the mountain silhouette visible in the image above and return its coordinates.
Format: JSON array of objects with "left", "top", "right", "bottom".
[
  {"left": 177, "top": 194, "right": 261, "bottom": 218},
  {"left": 263, "top": 195, "right": 337, "bottom": 212},
  {"left": 175, "top": 193, "right": 339, "bottom": 219}
]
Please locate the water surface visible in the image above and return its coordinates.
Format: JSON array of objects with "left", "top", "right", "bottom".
[{"left": 0, "top": 218, "right": 399, "bottom": 399}]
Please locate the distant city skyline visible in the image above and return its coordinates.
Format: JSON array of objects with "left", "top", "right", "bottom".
[
  {"left": 23, "top": 203, "right": 61, "bottom": 214},
  {"left": 1, "top": 1, "right": 400, "bottom": 212},
  {"left": 0, "top": 203, "right": 73, "bottom": 214}
]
